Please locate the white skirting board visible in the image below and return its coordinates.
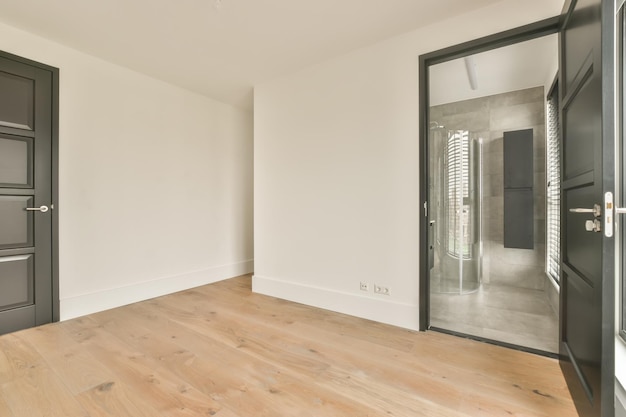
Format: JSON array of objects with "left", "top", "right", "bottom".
[
  {"left": 617, "top": 379, "right": 626, "bottom": 417},
  {"left": 60, "top": 260, "right": 254, "bottom": 320},
  {"left": 252, "top": 275, "right": 420, "bottom": 331}
]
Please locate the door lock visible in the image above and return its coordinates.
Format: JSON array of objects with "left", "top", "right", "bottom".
[
  {"left": 585, "top": 219, "right": 602, "bottom": 233},
  {"left": 570, "top": 203, "right": 603, "bottom": 234}
]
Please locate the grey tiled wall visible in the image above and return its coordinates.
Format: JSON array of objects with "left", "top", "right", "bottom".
[{"left": 430, "top": 86, "right": 546, "bottom": 290}]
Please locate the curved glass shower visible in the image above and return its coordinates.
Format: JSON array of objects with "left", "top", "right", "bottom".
[{"left": 429, "top": 127, "right": 482, "bottom": 294}]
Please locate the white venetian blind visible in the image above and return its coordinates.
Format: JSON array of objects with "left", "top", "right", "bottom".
[
  {"left": 546, "top": 86, "right": 561, "bottom": 284},
  {"left": 445, "top": 131, "right": 470, "bottom": 258}
]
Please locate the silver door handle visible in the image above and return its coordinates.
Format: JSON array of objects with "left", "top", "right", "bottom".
[
  {"left": 25, "top": 205, "right": 49, "bottom": 213},
  {"left": 616, "top": 207, "right": 626, "bottom": 214},
  {"left": 569, "top": 204, "right": 602, "bottom": 217}
]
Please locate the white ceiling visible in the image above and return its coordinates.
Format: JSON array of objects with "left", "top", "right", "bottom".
[
  {"left": 430, "top": 34, "right": 559, "bottom": 106},
  {"left": 0, "top": 0, "right": 509, "bottom": 109}
]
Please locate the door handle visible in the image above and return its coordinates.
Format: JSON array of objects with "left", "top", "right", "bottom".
[
  {"left": 25, "top": 205, "right": 49, "bottom": 213},
  {"left": 616, "top": 207, "right": 626, "bottom": 214},
  {"left": 569, "top": 204, "right": 602, "bottom": 217}
]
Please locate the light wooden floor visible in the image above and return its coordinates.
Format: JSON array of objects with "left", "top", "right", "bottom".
[{"left": 0, "top": 274, "right": 578, "bottom": 416}]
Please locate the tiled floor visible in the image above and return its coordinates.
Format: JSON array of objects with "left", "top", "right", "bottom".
[{"left": 430, "top": 283, "right": 559, "bottom": 353}]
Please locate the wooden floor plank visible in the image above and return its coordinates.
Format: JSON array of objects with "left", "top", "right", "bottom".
[
  {"left": 2, "top": 363, "right": 90, "bottom": 417},
  {"left": 75, "top": 380, "right": 160, "bottom": 417},
  {"left": 0, "top": 274, "right": 578, "bottom": 416},
  {"left": 17, "top": 325, "right": 117, "bottom": 396},
  {"left": 0, "top": 333, "right": 46, "bottom": 384},
  {"left": 151, "top": 287, "right": 571, "bottom": 416},
  {"left": 104, "top": 303, "right": 389, "bottom": 416},
  {"left": 0, "top": 394, "right": 14, "bottom": 417}
]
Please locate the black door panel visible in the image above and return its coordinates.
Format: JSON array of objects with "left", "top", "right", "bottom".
[
  {"left": 0, "top": 54, "right": 54, "bottom": 334},
  {"left": 559, "top": 0, "right": 611, "bottom": 416}
]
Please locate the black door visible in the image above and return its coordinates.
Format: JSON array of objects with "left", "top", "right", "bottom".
[
  {"left": 559, "top": 0, "right": 614, "bottom": 416},
  {"left": 0, "top": 53, "right": 56, "bottom": 334}
]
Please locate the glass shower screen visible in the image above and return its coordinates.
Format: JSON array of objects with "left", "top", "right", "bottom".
[{"left": 429, "top": 129, "right": 482, "bottom": 294}]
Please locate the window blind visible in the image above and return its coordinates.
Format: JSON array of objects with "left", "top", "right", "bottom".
[
  {"left": 445, "top": 131, "right": 470, "bottom": 258},
  {"left": 546, "top": 86, "right": 560, "bottom": 284}
]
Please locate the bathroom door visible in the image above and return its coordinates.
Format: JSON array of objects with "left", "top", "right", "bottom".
[{"left": 558, "top": 0, "right": 615, "bottom": 416}]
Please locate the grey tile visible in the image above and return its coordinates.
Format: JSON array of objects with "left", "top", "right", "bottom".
[
  {"left": 534, "top": 196, "right": 546, "bottom": 219},
  {"left": 482, "top": 308, "right": 555, "bottom": 336},
  {"left": 482, "top": 327, "right": 558, "bottom": 353},
  {"left": 430, "top": 107, "right": 444, "bottom": 120},
  {"left": 442, "top": 96, "right": 490, "bottom": 117},
  {"left": 483, "top": 135, "right": 502, "bottom": 152},
  {"left": 488, "top": 244, "right": 544, "bottom": 266},
  {"left": 490, "top": 133, "right": 504, "bottom": 146},
  {"left": 533, "top": 124, "right": 547, "bottom": 147},
  {"left": 474, "top": 131, "right": 490, "bottom": 142},
  {"left": 482, "top": 261, "right": 491, "bottom": 284},
  {"left": 489, "top": 234, "right": 504, "bottom": 244},
  {"left": 483, "top": 196, "right": 503, "bottom": 218},
  {"left": 490, "top": 101, "right": 546, "bottom": 132},
  {"left": 430, "top": 317, "right": 489, "bottom": 339},
  {"left": 430, "top": 282, "right": 559, "bottom": 353},
  {"left": 534, "top": 155, "right": 546, "bottom": 173},
  {"left": 534, "top": 174, "right": 546, "bottom": 193},
  {"left": 479, "top": 285, "right": 553, "bottom": 313},
  {"left": 488, "top": 174, "right": 503, "bottom": 197},
  {"left": 441, "top": 111, "right": 490, "bottom": 132},
  {"left": 483, "top": 152, "right": 503, "bottom": 175},
  {"left": 485, "top": 220, "right": 503, "bottom": 241},
  {"left": 488, "top": 86, "right": 544, "bottom": 108},
  {"left": 544, "top": 276, "right": 559, "bottom": 316},
  {"left": 534, "top": 219, "right": 546, "bottom": 243},
  {"left": 489, "top": 262, "right": 545, "bottom": 289},
  {"left": 482, "top": 175, "right": 492, "bottom": 197}
]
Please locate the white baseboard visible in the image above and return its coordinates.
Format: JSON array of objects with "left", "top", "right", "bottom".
[
  {"left": 252, "top": 274, "right": 420, "bottom": 331},
  {"left": 60, "top": 260, "right": 254, "bottom": 320},
  {"left": 617, "top": 379, "right": 626, "bottom": 417}
]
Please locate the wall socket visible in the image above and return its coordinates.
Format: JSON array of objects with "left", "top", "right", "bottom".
[
  {"left": 360, "top": 282, "right": 369, "bottom": 291},
  {"left": 374, "top": 285, "right": 390, "bottom": 295}
]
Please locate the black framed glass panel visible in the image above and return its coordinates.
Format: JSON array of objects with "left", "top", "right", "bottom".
[{"left": 617, "top": 6, "right": 626, "bottom": 340}]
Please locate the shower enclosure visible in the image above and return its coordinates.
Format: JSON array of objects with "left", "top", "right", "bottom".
[{"left": 429, "top": 127, "right": 482, "bottom": 294}]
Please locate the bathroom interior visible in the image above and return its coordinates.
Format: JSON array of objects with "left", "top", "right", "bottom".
[{"left": 427, "top": 34, "right": 560, "bottom": 354}]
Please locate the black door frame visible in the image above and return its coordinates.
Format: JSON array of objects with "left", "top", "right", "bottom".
[
  {"left": 0, "top": 50, "right": 60, "bottom": 323},
  {"left": 598, "top": 0, "right": 616, "bottom": 413},
  {"left": 418, "top": 6, "right": 617, "bottom": 415},
  {"left": 418, "top": 16, "right": 561, "bottom": 331}
]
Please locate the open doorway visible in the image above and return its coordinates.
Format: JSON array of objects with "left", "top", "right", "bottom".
[
  {"left": 421, "top": 4, "right": 617, "bottom": 415},
  {"left": 420, "top": 26, "right": 560, "bottom": 355}
]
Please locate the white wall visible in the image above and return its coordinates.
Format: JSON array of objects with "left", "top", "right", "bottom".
[
  {"left": 254, "top": 0, "right": 564, "bottom": 330},
  {"left": 0, "top": 22, "right": 254, "bottom": 320}
]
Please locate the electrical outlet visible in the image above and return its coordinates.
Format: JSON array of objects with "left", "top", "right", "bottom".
[
  {"left": 360, "top": 282, "right": 369, "bottom": 291},
  {"left": 374, "top": 285, "right": 390, "bottom": 295}
]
